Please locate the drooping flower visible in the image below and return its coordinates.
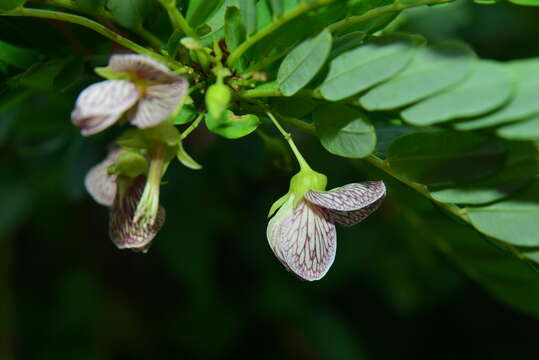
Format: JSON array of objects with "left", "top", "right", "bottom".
[
  {"left": 84, "top": 146, "right": 165, "bottom": 253},
  {"left": 71, "top": 54, "right": 188, "bottom": 136},
  {"left": 109, "top": 176, "right": 166, "bottom": 253},
  {"left": 267, "top": 169, "right": 386, "bottom": 281}
]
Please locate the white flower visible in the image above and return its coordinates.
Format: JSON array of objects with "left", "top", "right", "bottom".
[
  {"left": 267, "top": 181, "right": 386, "bottom": 281},
  {"left": 84, "top": 147, "right": 165, "bottom": 253},
  {"left": 71, "top": 54, "right": 188, "bottom": 136}
]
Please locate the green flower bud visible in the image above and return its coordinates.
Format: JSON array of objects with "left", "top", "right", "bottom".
[{"left": 205, "top": 82, "right": 231, "bottom": 120}]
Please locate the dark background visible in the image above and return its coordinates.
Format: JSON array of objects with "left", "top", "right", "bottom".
[{"left": 2, "top": 1, "right": 539, "bottom": 359}]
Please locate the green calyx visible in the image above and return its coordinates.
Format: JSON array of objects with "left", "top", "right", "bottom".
[
  {"left": 289, "top": 167, "right": 327, "bottom": 202},
  {"left": 268, "top": 167, "right": 327, "bottom": 218}
]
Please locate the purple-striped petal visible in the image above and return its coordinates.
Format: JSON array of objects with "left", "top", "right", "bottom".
[
  {"left": 108, "top": 54, "right": 170, "bottom": 81},
  {"left": 326, "top": 196, "right": 385, "bottom": 227},
  {"left": 304, "top": 181, "right": 386, "bottom": 211},
  {"left": 129, "top": 78, "right": 189, "bottom": 128},
  {"left": 84, "top": 147, "right": 122, "bottom": 206},
  {"left": 71, "top": 80, "right": 139, "bottom": 136},
  {"left": 109, "top": 176, "right": 166, "bottom": 253},
  {"left": 267, "top": 197, "right": 336, "bottom": 281}
]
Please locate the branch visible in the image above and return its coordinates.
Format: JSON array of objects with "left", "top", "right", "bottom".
[
  {"left": 0, "top": 7, "right": 187, "bottom": 71},
  {"left": 32, "top": 0, "right": 164, "bottom": 48}
]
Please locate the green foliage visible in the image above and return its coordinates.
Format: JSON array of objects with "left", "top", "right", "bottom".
[
  {"left": 314, "top": 103, "right": 376, "bottom": 158},
  {"left": 277, "top": 29, "right": 332, "bottom": 96},
  {"left": 205, "top": 111, "right": 260, "bottom": 139},
  {"left": 320, "top": 34, "right": 424, "bottom": 101},
  {"left": 107, "top": 0, "right": 152, "bottom": 29},
  {"left": 0, "top": 39, "right": 41, "bottom": 68},
  {"left": 466, "top": 180, "right": 539, "bottom": 247},
  {"left": 187, "top": 0, "right": 226, "bottom": 28},
  {"left": 0, "top": 0, "right": 25, "bottom": 10},
  {"left": 387, "top": 131, "right": 506, "bottom": 185},
  {"left": 3, "top": 0, "right": 539, "bottom": 321}
]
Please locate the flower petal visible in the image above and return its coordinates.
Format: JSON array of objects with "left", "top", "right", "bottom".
[
  {"left": 304, "top": 181, "right": 386, "bottom": 211},
  {"left": 84, "top": 147, "right": 122, "bottom": 206},
  {"left": 71, "top": 80, "right": 139, "bottom": 136},
  {"left": 109, "top": 176, "right": 166, "bottom": 252},
  {"left": 108, "top": 54, "right": 170, "bottom": 81},
  {"left": 129, "top": 78, "right": 188, "bottom": 128},
  {"left": 267, "top": 197, "right": 336, "bottom": 281},
  {"left": 326, "top": 196, "right": 384, "bottom": 227}
]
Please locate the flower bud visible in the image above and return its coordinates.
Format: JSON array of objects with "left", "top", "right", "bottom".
[{"left": 205, "top": 82, "right": 231, "bottom": 120}]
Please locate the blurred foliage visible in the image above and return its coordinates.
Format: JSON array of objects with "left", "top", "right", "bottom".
[{"left": 2, "top": 1, "right": 539, "bottom": 360}]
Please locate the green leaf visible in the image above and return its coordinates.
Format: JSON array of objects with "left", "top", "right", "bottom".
[
  {"left": 387, "top": 131, "right": 506, "bottom": 186},
  {"left": 401, "top": 61, "right": 512, "bottom": 126},
  {"left": 269, "top": 0, "right": 284, "bottom": 17},
  {"left": 256, "top": 0, "right": 272, "bottom": 31},
  {"left": 187, "top": 0, "right": 226, "bottom": 28},
  {"left": 432, "top": 217, "right": 539, "bottom": 317},
  {"left": 76, "top": 0, "right": 105, "bottom": 12},
  {"left": 163, "top": 29, "right": 184, "bottom": 60},
  {"left": 320, "top": 34, "right": 424, "bottom": 101},
  {"left": 509, "top": 0, "right": 539, "bottom": 5},
  {"left": 430, "top": 141, "right": 539, "bottom": 204},
  {"left": 205, "top": 111, "right": 260, "bottom": 139},
  {"left": 359, "top": 42, "right": 476, "bottom": 111},
  {"left": 496, "top": 114, "right": 539, "bottom": 140},
  {"left": 314, "top": 103, "right": 376, "bottom": 159},
  {"left": 224, "top": 6, "right": 246, "bottom": 70},
  {"left": 273, "top": 97, "right": 317, "bottom": 119},
  {"left": 455, "top": 59, "right": 539, "bottom": 130},
  {"left": 0, "top": 0, "right": 25, "bottom": 10},
  {"left": 0, "top": 40, "right": 41, "bottom": 69},
  {"left": 329, "top": 31, "right": 366, "bottom": 60},
  {"left": 172, "top": 104, "right": 197, "bottom": 125},
  {"left": 10, "top": 58, "right": 71, "bottom": 90},
  {"left": 106, "top": 0, "right": 151, "bottom": 29},
  {"left": 277, "top": 29, "right": 332, "bottom": 96},
  {"left": 225, "top": 6, "right": 246, "bottom": 51},
  {"left": 239, "top": 0, "right": 258, "bottom": 35},
  {"left": 466, "top": 180, "right": 539, "bottom": 247}
]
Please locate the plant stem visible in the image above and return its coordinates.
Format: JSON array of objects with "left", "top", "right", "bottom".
[
  {"left": 157, "top": 0, "right": 197, "bottom": 38},
  {"left": 275, "top": 113, "right": 469, "bottom": 222},
  {"left": 34, "top": 0, "right": 164, "bottom": 48},
  {"left": 328, "top": 0, "right": 454, "bottom": 34},
  {"left": 227, "top": 0, "right": 336, "bottom": 66},
  {"left": 0, "top": 7, "right": 187, "bottom": 71},
  {"left": 267, "top": 112, "right": 311, "bottom": 171},
  {"left": 181, "top": 113, "right": 204, "bottom": 139}
]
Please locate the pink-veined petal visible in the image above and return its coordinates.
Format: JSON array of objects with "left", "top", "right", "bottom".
[
  {"left": 108, "top": 54, "right": 170, "bottom": 81},
  {"left": 129, "top": 78, "right": 188, "bottom": 128},
  {"left": 326, "top": 196, "right": 385, "bottom": 227},
  {"left": 84, "top": 147, "right": 122, "bottom": 206},
  {"left": 304, "top": 181, "right": 386, "bottom": 211},
  {"left": 267, "top": 197, "right": 336, "bottom": 281},
  {"left": 109, "top": 176, "right": 166, "bottom": 253},
  {"left": 71, "top": 80, "right": 139, "bottom": 136}
]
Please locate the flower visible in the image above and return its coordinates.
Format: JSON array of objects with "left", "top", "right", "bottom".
[
  {"left": 267, "top": 171, "right": 386, "bottom": 281},
  {"left": 71, "top": 54, "right": 188, "bottom": 136},
  {"left": 84, "top": 147, "right": 165, "bottom": 253},
  {"left": 109, "top": 176, "right": 166, "bottom": 253}
]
